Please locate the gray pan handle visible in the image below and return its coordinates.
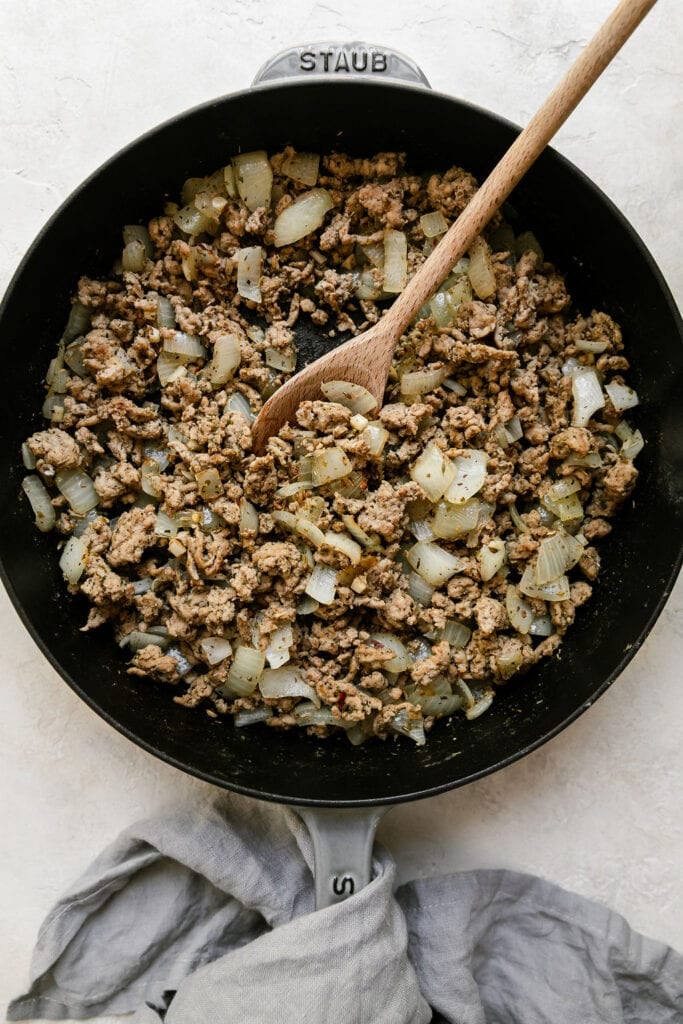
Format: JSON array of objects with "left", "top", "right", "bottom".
[
  {"left": 296, "top": 806, "right": 386, "bottom": 909},
  {"left": 253, "top": 43, "right": 431, "bottom": 88}
]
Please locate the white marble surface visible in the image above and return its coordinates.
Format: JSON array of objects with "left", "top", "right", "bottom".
[{"left": 1, "top": 0, "right": 682, "bottom": 1018}]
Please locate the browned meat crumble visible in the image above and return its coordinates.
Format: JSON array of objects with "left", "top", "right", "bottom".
[{"left": 20, "top": 149, "right": 644, "bottom": 745}]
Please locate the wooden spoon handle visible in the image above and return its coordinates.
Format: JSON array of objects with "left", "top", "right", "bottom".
[{"left": 384, "top": 0, "right": 658, "bottom": 339}]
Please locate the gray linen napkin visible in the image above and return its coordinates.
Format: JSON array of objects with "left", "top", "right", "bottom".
[{"left": 7, "top": 791, "right": 683, "bottom": 1023}]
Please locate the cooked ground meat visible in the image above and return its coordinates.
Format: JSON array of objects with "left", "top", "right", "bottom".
[{"left": 20, "top": 148, "right": 643, "bottom": 745}]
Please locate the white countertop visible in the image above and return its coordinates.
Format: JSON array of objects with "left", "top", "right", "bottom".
[{"left": 1, "top": 1, "right": 682, "bottom": 1018}]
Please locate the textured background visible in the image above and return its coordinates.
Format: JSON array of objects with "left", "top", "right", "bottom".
[{"left": 1, "top": 0, "right": 681, "bottom": 1018}]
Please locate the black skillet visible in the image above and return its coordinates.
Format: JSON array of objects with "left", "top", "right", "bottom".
[{"left": 1, "top": 45, "right": 682, "bottom": 906}]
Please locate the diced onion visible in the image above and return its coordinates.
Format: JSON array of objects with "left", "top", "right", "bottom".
[
  {"left": 55, "top": 468, "right": 99, "bottom": 515},
  {"left": 154, "top": 510, "right": 179, "bottom": 538},
  {"left": 22, "top": 475, "right": 55, "bottom": 532},
  {"left": 494, "top": 424, "right": 510, "bottom": 448},
  {"left": 120, "top": 631, "right": 171, "bottom": 653},
  {"left": 294, "top": 702, "right": 339, "bottom": 728},
  {"left": 410, "top": 518, "right": 435, "bottom": 542},
  {"left": 156, "top": 296, "right": 176, "bottom": 328},
  {"left": 123, "top": 225, "right": 153, "bottom": 257},
  {"left": 265, "top": 624, "right": 294, "bottom": 669},
  {"left": 199, "top": 636, "right": 232, "bottom": 665},
  {"left": 406, "top": 541, "right": 464, "bottom": 586},
  {"left": 440, "top": 619, "right": 471, "bottom": 648},
  {"left": 564, "top": 452, "right": 603, "bottom": 469},
  {"left": 281, "top": 151, "right": 320, "bottom": 186},
  {"left": 515, "top": 231, "right": 544, "bottom": 262},
  {"left": 122, "top": 239, "right": 146, "bottom": 273},
  {"left": 334, "top": 471, "right": 365, "bottom": 498},
  {"left": 232, "top": 151, "right": 273, "bottom": 212},
  {"left": 236, "top": 246, "right": 263, "bottom": 303},
  {"left": 273, "top": 188, "right": 334, "bottom": 246},
  {"left": 141, "top": 458, "right": 163, "bottom": 499},
  {"left": 468, "top": 236, "right": 496, "bottom": 299},
  {"left": 323, "top": 529, "right": 362, "bottom": 565},
  {"left": 572, "top": 367, "right": 605, "bottom": 427},
  {"left": 311, "top": 446, "right": 353, "bottom": 486},
  {"left": 575, "top": 338, "right": 609, "bottom": 353},
  {"left": 163, "top": 332, "right": 207, "bottom": 360},
  {"left": 354, "top": 268, "right": 384, "bottom": 301},
  {"left": 605, "top": 382, "right": 639, "bottom": 412},
  {"left": 295, "top": 517, "right": 325, "bottom": 548},
  {"left": 556, "top": 493, "right": 584, "bottom": 524},
  {"left": 370, "top": 632, "right": 413, "bottom": 673},
  {"left": 63, "top": 302, "right": 91, "bottom": 342},
  {"left": 259, "top": 665, "right": 319, "bottom": 703},
  {"left": 410, "top": 442, "right": 455, "bottom": 502},
  {"left": 340, "top": 515, "right": 376, "bottom": 548},
  {"left": 21, "top": 443, "right": 36, "bottom": 470},
  {"left": 234, "top": 708, "right": 273, "bottom": 727},
  {"left": 432, "top": 498, "right": 480, "bottom": 540},
  {"left": 226, "top": 646, "right": 266, "bottom": 696},
  {"left": 144, "top": 445, "right": 170, "bottom": 472},
  {"left": 226, "top": 391, "right": 255, "bottom": 422},
  {"left": 454, "top": 678, "right": 475, "bottom": 708},
  {"left": 350, "top": 414, "right": 369, "bottom": 432},
  {"left": 305, "top": 565, "right": 338, "bottom": 605},
  {"left": 320, "top": 380, "right": 377, "bottom": 415},
  {"left": 157, "top": 351, "right": 185, "bottom": 386},
  {"left": 505, "top": 585, "right": 534, "bottom": 634},
  {"left": 174, "top": 204, "right": 213, "bottom": 236},
  {"left": 42, "top": 392, "right": 64, "bottom": 421},
  {"left": 276, "top": 481, "right": 310, "bottom": 498},
  {"left": 505, "top": 416, "right": 523, "bottom": 442},
  {"left": 383, "top": 230, "right": 408, "bottom": 293},
  {"left": 272, "top": 510, "right": 298, "bottom": 533},
  {"left": 444, "top": 450, "right": 488, "bottom": 505},
  {"left": 529, "top": 615, "right": 554, "bottom": 637},
  {"left": 519, "top": 564, "right": 570, "bottom": 601},
  {"left": 72, "top": 509, "right": 101, "bottom": 538},
  {"left": 621, "top": 429, "right": 644, "bottom": 461},
  {"left": 297, "top": 595, "right": 320, "bottom": 615},
  {"left": 429, "top": 291, "right": 457, "bottom": 328},
  {"left": 223, "top": 165, "right": 238, "bottom": 198},
  {"left": 509, "top": 502, "right": 529, "bottom": 533},
  {"left": 390, "top": 708, "right": 426, "bottom": 745},
  {"left": 59, "top": 535, "right": 88, "bottom": 584},
  {"left": 208, "top": 331, "right": 242, "bottom": 385},
  {"left": 465, "top": 687, "right": 495, "bottom": 720},
  {"left": 535, "top": 530, "right": 585, "bottom": 584},
  {"left": 408, "top": 572, "right": 434, "bottom": 606},
  {"left": 548, "top": 477, "right": 581, "bottom": 500},
  {"left": 64, "top": 338, "right": 89, "bottom": 377},
  {"left": 361, "top": 423, "right": 389, "bottom": 456},
  {"left": 239, "top": 498, "right": 259, "bottom": 534},
  {"left": 265, "top": 346, "right": 296, "bottom": 372},
  {"left": 400, "top": 365, "right": 449, "bottom": 396},
  {"left": 443, "top": 377, "right": 467, "bottom": 396},
  {"left": 420, "top": 211, "right": 448, "bottom": 238},
  {"left": 414, "top": 692, "right": 463, "bottom": 719},
  {"left": 196, "top": 467, "right": 222, "bottom": 499},
  {"left": 479, "top": 538, "right": 506, "bottom": 581}
]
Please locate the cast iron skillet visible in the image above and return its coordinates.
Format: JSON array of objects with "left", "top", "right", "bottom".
[{"left": 1, "top": 46, "right": 682, "bottom": 902}]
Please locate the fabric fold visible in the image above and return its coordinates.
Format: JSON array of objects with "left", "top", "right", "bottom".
[{"left": 8, "top": 792, "right": 683, "bottom": 1024}]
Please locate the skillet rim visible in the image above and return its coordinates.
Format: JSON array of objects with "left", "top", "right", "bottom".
[{"left": 1, "top": 77, "right": 682, "bottom": 808}]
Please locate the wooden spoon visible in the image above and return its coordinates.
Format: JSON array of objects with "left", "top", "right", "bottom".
[{"left": 252, "top": 0, "right": 657, "bottom": 452}]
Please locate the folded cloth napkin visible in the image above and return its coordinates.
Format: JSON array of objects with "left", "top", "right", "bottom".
[{"left": 7, "top": 791, "right": 683, "bottom": 1023}]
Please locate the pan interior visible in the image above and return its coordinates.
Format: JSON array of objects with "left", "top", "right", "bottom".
[{"left": 1, "top": 81, "right": 682, "bottom": 806}]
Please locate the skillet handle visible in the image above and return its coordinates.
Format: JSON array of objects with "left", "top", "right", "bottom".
[
  {"left": 296, "top": 806, "right": 385, "bottom": 909},
  {"left": 253, "top": 43, "right": 431, "bottom": 88}
]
